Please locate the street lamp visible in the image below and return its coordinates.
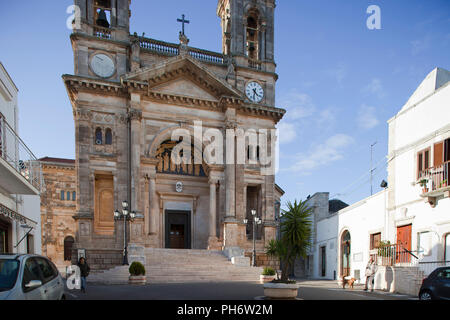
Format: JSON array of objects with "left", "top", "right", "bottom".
[
  {"left": 113, "top": 200, "right": 136, "bottom": 265},
  {"left": 244, "top": 209, "right": 262, "bottom": 267}
]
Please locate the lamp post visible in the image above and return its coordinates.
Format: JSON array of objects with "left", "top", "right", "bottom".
[
  {"left": 244, "top": 209, "right": 262, "bottom": 267},
  {"left": 114, "top": 201, "right": 136, "bottom": 265}
]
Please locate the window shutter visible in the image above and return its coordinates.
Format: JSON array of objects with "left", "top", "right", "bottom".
[{"left": 434, "top": 142, "right": 444, "bottom": 167}]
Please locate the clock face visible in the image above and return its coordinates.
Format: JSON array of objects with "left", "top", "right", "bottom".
[
  {"left": 245, "top": 81, "right": 264, "bottom": 103},
  {"left": 90, "top": 54, "right": 115, "bottom": 78}
]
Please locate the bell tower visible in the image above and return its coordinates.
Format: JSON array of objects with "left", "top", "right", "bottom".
[
  {"left": 217, "top": 0, "right": 275, "bottom": 65},
  {"left": 71, "top": 0, "right": 131, "bottom": 79}
]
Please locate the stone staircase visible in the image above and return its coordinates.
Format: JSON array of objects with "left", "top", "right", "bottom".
[{"left": 88, "top": 248, "right": 263, "bottom": 284}]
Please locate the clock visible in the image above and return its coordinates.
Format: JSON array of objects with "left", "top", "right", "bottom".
[
  {"left": 90, "top": 53, "right": 115, "bottom": 78},
  {"left": 245, "top": 81, "right": 264, "bottom": 103},
  {"left": 176, "top": 182, "right": 183, "bottom": 193}
]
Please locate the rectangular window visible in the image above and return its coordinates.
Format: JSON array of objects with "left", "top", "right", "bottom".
[
  {"left": 370, "top": 232, "right": 382, "bottom": 250},
  {"left": 445, "top": 138, "right": 450, "bottom": 163},
  {"left": 417, "top": 148, "right": 430, "bottom": 179}
]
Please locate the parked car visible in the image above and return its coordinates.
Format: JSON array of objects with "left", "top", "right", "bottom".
[
  {"left": 419, "top": 266, "right": 450, "bottom": 300},
  {"left": 0, "top": 254, "right": 65, "bottom": 300}
]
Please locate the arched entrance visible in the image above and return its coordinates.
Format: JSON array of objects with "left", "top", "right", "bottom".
[{"left": 341, "top": 230, "right": 351, "bottom": 277}]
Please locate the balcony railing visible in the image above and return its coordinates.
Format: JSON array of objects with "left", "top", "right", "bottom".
[
  {"left": 139, "top": 38, "right": 179, "bottom": 56},
  {"left": 93, "top": 26, "right": 111, "bottom": 39},
  {"left": 248, "top": 59, "right": 262, "bottom": 70},
  {"left": 371, "top": 244, "right": 450, "bottom": 278},
  {"left": 418, "top": 161, "right": 449, "bottom": 193},
  {"left": 0, "top": 117, "right": 42, "bottom": 192},
  {"left": 139, "top": 37, "right": 226, "bottom": 65}
]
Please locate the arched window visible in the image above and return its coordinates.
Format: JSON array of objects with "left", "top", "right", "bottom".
[
  {"left": 67, "top": 191, "right": 71, "bottom": 201},
  {"left": 95, "top": 128, "right": 103, "bottom": 145},
  {"left": 156, "top": 140, "right": 206, "bottom": 177},
  {"left": 72, "top": 191, "right": 76, "bottom": 201},
  {"left": 64, "top": 236, "right": 75, "bottom": 261},
  {"left": 246, "top": 13, "right": 259, "bottom": 60},
  {"left": 60, "top": 191, "right": 65, "bottom": 200},
  {"left": 105, "top": 128, "right": 113, "bottom": 145}
]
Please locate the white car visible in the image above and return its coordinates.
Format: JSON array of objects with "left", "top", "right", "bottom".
[{"left": 0, "top": 254, "right": 65, "bottom": 300}]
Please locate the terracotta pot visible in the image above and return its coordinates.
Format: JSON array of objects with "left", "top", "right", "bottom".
[
  {"left": 129, "top": 275, "right": 147, "bottom": 285},
  {"left": 422, "top": 188, "right": 428, "bottom": 193},
  {"left": 260, "top": 275, "right": 276, "bottom": 284},
  {"left": 263, "top": 283, "right": 299, "bottom": 299}
]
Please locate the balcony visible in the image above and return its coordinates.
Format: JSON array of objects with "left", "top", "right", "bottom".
[
  {"left": 0, "top": 117, "right": 41, "bottom": 195},
  {"left": 418, "top": 161, "right": 450, "bottom": 205}
]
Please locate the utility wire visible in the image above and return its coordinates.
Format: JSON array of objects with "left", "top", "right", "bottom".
[{"left": 330, "top": 156, "right": 387, "bottom": 199}]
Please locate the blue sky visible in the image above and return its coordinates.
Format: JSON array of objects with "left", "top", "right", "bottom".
[{"left": 0, "top": 0, "right": 449, "bottom": 206}]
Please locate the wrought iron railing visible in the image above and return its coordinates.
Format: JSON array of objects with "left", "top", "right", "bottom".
[
  {"left": 0, "top": 117, "right": 41, "bottom": 192},
  {"left": 418, "top": 161, "right": 449, "bottom": 193}
]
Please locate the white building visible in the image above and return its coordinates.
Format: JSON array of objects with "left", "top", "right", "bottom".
[
  {"left": 0, "top": 62, "right": 42, "bottom": 255},
  {"left": 308, "top": 67, "right": 450, "bottom": 295}
]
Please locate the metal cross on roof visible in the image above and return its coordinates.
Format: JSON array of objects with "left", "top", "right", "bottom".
[{"left": 177, "top": 14, "right": 190, "bottom": 35}]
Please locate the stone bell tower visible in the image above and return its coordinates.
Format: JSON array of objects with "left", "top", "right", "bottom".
[
  {"left": 217, "top": 0, "right": 275, "bottom": 67},
  {"left": 71, "top": 0, "right": 131, "bottom": 79},
  {"left": 217, "top": 0, "right": 276, "bottom": 108}
]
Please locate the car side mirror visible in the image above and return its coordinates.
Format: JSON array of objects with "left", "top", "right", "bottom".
[{"left": 25, "top": 280, "right": 42, "bottom": 289}]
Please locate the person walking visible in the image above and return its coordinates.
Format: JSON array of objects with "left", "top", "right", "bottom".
[
  {"left": 364, "top": 257, "right": 377, "bottom": 292},
  {"left": 77, "top": 257, "right": 90, "bottom": 293}
]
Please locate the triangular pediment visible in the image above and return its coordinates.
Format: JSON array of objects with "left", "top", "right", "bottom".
[
  {"left": 151, "top": 77, "right": 219, "bottom": 101},
  {"left": 122, "top": 55, "right": 242, "bottom": 100}
]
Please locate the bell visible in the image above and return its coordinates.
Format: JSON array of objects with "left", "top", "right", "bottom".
[{"left": 96, "top": 9, "right": 110, "bottom": 28}]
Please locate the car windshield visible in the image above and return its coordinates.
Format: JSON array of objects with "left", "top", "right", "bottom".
[{"left": 0, "top": 259, "right": 20, "bottom": 292}]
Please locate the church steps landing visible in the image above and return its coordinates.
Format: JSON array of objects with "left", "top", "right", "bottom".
[{"left": 87, "top": 249, "right": 263, "bottom": 284}]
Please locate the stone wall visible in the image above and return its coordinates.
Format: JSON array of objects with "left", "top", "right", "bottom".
[{"left": 244, "top": 252, "right": 280, "bottom": 269}]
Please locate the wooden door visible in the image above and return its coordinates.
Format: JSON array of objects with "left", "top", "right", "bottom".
[
  {"left": 169, "top": 224, "right": 185, "bottom": 249},
  {"left": 396, "top": 224, "right": 412, "bottom": 263}
]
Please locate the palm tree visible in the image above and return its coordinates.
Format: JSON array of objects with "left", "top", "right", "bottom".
[{"left": 265, "top": 199, "right": 313, "bottom": 282}]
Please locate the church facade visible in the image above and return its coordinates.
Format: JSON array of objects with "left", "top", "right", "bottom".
[{"left": 62, "top": 0, "right": 285, "bottom": 269}]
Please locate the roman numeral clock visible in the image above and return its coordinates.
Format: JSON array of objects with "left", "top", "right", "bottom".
[{"left": 245, "top": 81, "right": 264, "bottom": 103}]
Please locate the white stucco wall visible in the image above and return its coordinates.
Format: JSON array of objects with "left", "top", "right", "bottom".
[
  {"left": 337, "top": 190, "right": 387, "bottom": 283},
  {"left": 0, "top": 63, "right": 42, "bottom": 255}
]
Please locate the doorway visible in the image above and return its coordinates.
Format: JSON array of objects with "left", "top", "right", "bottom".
[
  {"left": 341, "top": 231, "right": 351, "bottom": 277},
  {"left": 165, "top": 210, "right": 191, "bottom": 249},
  {"left": 320, "top": 246, "right": 326, "bottom": 277},
  {"left": 396, "top": 224, "right": 412, "bottom": 263},
  {"left": 0, "top": 219, "right": 10, "bottom": 253}
]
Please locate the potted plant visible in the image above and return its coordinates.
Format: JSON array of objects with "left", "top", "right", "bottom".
[
  {"left": 418, "top": 179, "right": 428, "bottom": 193},
  {"left": 377, "top": 241, "right": 393, "bottom": 266},
  {"left": 260, "top": 267, "right": 276, "bottom": 284},
  {"left": 264, "top": 199, "right": 312, "bottom": 299},
  {"left": 128, "top": 261, "right": 146, "bottom": 285},
  {"left": 441, "top": 179, "right": 447, "bottom": 188}
]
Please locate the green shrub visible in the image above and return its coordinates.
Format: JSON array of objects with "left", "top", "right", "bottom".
[
  {"left": 129, "top": 261, "right": 146, "bottom": 276},
  {"left": 262, "top": 267, "right": 276, "bottom": 276}
]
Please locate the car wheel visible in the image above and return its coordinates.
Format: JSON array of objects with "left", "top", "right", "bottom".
[{"left": 419, "top": 290, "right": 433, "bottom": 301}]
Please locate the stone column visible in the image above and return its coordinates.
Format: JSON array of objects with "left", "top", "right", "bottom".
[
  {"left": 209, "top": 180, "right": 217, "bottom": 237},
  {"left": 129, "top": 96, "right": 142, "bottom": 213},
  {"left": 149, "top": 173, "right": 157, "bottom": 235}
]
